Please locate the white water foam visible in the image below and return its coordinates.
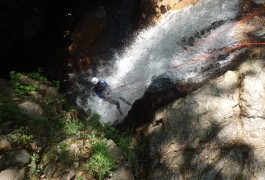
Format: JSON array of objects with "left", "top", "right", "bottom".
[{"left": 78, "top": 0, "right": 242, "bottom": 124}]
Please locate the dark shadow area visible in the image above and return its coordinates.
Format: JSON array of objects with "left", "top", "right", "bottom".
[{"left": 0, "top": 0, "right": 73, "bottom": 79}]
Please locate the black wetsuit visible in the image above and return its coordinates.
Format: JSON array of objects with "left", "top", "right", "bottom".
[{"left": 93, "top": 80, "right": 131, "bottom": 115}]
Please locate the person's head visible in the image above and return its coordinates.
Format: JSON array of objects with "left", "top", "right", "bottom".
[{"left": 91, "top": 77, "right": 99, "bottom": 85}]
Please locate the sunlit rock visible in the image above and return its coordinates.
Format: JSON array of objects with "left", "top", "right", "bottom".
[
  {"left": 5, "top": 149, "right": 31, "bottom": 167},
  {"left": 0, "top": 168, "right": 26, "bottom": 180},
  {"left": 18, "top": 101, "right": 43, "bottom": 117},
  {"left": 139, "top": 0, "right": 199, "bottom": 26},
  {"left": 138, "top": 59, "right": 265, "bottom": 179}
]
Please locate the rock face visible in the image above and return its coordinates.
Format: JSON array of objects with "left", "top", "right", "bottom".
[
  {"left": 139, "top": 0, "right": 199, "bottom": 27},
  {"left": 138, "top": 59, "right": 265, "bottom": 179}
]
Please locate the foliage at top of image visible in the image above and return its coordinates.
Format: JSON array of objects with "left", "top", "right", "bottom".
[
  {"left": 10, "top": 69, "right": 60, "bottom": 96},
  {"left": 10, "top": 68, "right": 47, "bottom": 82}
]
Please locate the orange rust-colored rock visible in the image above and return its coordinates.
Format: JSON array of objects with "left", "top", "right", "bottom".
[{"left": 139, "top": 0, "right": 199, "bottom": 27}]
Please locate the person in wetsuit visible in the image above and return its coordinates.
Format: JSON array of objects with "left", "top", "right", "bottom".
[{"left": 91, "top": 77, "right": 132, "bottom": 115}]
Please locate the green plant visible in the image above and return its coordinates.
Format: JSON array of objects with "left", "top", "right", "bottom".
[
  {"left": 75, "top": 174, "right": 86, "bottom": 180},
  {"left": 116, "top": 134, "right": 134, "bottom": 160},
  {"left": 43, "top": 95, "right": 66, "bottom": 107},
  {"left": 82, "top": 141, "right": 116, "bottom": 180},
  {"left": 26, "top": 69, "right": 47, "bottom": 82},
  {"left": 10, "top": 69, "right": 47, "bottom": 82},
  {"left": 42, "top": 95, "right": 67, "bottom": 115},
  {"left": 8, "top": 127, "right": 34, "bottom": 145},
  {"left": 10, "top": 70, "right": 48, "bottom": 96},
  {"left": 52, "top": 80, "right": 60, "bottom": 88},
  {"left": 88, "top": 113, "right": 101, "bottom": 129},
  {"left": 61, "top": 118, "right": 84, "bottom": 135},
  {"left": 28, "top": 153, "right": 41, "bottom": 180},
  {"left": 87, "top": 114, "right": 133, "bottom": 160},
  {"left": 14, "top": 82, "right": 36, "bottom": 96},
  {"left": 57, "top": 143, "right": 73, "bottom": 164}
]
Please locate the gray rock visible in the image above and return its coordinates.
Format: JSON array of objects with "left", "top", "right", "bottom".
[
  {"left": 141, "top": 59, "right": 265, "bottom": 179},
  {"left": 18, "top": 101, "right": 43, "bottom": 117},
  {"left": 59, "top": 170, "right": 75, "bottom": 180},
  {"left": 45, "top": 87, "right": 59, "bottom": 97},
  {"left": 5, "top": 149, "right": 31, "bottom": 167},
  {"left": 107, "top": 139, "right": 125, "bottom": 162},
  {"left": 108, "top": 166, "right": 134, "bottom": 180},
  {"left": 44, "top": 164, "right": 57, "bottom": 178},
  {"left": 0, "top": 138, "right": 11, "bottom": 151},
  {"left": 0, "top": 168, "right": 25, "bottom": 180}
]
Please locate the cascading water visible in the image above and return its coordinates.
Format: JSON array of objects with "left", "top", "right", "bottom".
[{"left": 77, "top": 0, "right": 245, "bottom": 124}]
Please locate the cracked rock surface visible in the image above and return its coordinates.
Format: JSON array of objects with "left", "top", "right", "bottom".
[{"left": 143, "top": 58, "right": 265, "bottom": 179}]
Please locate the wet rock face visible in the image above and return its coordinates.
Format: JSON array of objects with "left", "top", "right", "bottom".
[
  {"left": 65, "top": 0, "right": 139, "bottom": 75},
  {"left": 253, "top": 0, "right": 265, "bottom": 4},
  {"left": 136, "top": 59, "right": 265, "bottom": 179},
  {"left": 123, "top": 52, "right": 244, "bottom": 130}
]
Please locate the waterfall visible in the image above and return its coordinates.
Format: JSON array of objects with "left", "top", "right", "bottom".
[{"left": 77, "top": 0, "right": 243, "bottom": 124}]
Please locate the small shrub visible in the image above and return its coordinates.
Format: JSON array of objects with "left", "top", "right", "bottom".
[
  {"left": 57, "top": 143, "right": 73, "bottom": 164},
  {"left": 10, "top": 71, "right": 37, "bottom": 96},
  {"left": 10, "top": 70, "right": 48, "bottom": 96},
  {"left": 52, "top": 80, "right": 60, "bottom": 88},
  {"left": 82, "top": 141, "right": 116, "bottom": 180},
  {"left": 62, "top": 118, "right": 84, "bottom": 135},
  {"left": 10, "top": 69, "right": 47, "bottom": 82},
  {"left": 75, "top": 174, "right": 86, "bottom": 180},
  {"left": 116, "top": 134, "right": 134, "bottom": 160},
  {"left": 87, "top": 114, "right": 133, "bottom": 160},
  {"left": 28, "top": 153, "right": 41, "bottom": 180},
  {"left": 8, "top": 127, "right": 34, "bottom": 146},
  {"left": 27, "top": 69, "right": 47, "bottom": 82}
]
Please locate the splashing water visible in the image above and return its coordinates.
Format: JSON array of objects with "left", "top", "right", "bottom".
[{"left": 77, "top": 0, "right": 243, "bottom": 124}]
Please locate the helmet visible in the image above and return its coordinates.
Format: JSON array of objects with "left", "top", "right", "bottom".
[{"left": 91, "top": 77, "right": 99, "bottom": 85}]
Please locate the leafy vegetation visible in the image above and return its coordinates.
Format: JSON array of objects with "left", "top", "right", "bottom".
[
  {"left": 1, "top": 70, "right": 135, "bottom": 180},
  {"left": 28, "top": 153, "right": 41, "bottom": 180},
  {"left": 88, "top": 115, "right": 134, "bottom": 160},
  {"left": 10, "top": 69, "right": 47, "bottom": 82},
  {"left": 82, "top": 141, "right": 116, "bottom": 180},
  {"left": 12, "top": 82, "right": 36, "bottom": 96},
  {"left": 7, "top": 127, "right": 34, "bottom": 146},
  {"left": 56, "top": 143, "right": 73, "bottom": 164}
]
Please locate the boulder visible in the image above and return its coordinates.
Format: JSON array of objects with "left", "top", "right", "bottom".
[
  {"left": 137, "top": 59, "right": 265, "bottom": 179},
  {"left": 0, "top": 138, "right": 11, "bottom": 151},
  {"left": 5, "top": 149, "right": 31, "bottom": 167},
  {"left": 18, "top": 101, "right": 43, "bottom": 117},
  {"left": 0, "top": 168, "right": 26, "bottom": 180},
  {"left": 109, "top": 166, "right": 134, "bottom": 180}
]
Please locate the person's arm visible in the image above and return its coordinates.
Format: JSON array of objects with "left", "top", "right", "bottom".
[{"left": 90, "top": 86, "right": 96, "bottom": 96}]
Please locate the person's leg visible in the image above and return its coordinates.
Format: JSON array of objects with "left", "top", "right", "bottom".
[
  {"left": 107, "top": 99, "right": 123, "bottom": 115},
  {"left": 119, "top": 97, "right": 132, "bottom": 106}
]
